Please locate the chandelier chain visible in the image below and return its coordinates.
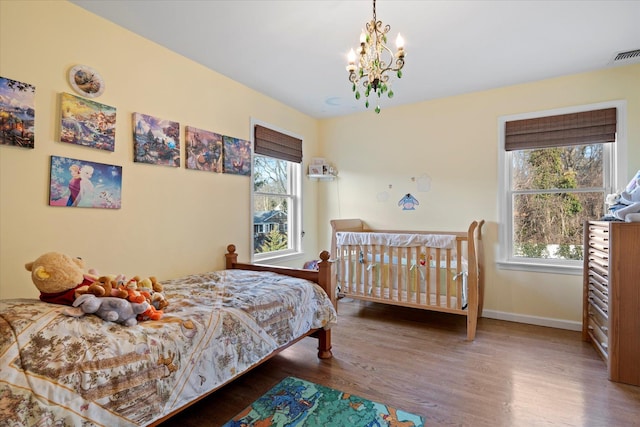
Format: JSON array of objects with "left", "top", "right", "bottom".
[{"left": 372, "top": 0, "right": 376, "bottom": 23}]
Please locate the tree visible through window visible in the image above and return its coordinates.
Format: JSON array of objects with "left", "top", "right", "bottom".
[{"left": 511, "top": 144, "right": 604, "bottom": 260}]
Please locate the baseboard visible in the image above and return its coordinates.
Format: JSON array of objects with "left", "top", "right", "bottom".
[{"left": 481, "top": 309, "right": 582, "bottom": 331}]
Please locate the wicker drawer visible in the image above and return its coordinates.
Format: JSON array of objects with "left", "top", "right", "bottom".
[
  {"left": 588, "top": 262, "right": 609, "bottom": 280},
  {"left": 589, "top": 284, "right": 608, "bottom": 306},
  {"left": 588, "top": 290, "right": 608, "bottom": 314},
  {"left": 587, "top": 316, "right": 609, "bottom": 356},
  {"left": 588, "top": 304, "right": 608, "bottom": 333},
  {"left": 588, "top": 249, "right": 609, "bottom": 266},
  {"left": 588, "top": 275, "right": 608, "bottom": 294}
]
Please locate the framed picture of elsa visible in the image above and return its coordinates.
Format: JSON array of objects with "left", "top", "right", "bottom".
[{"left": 49, "top": 155, "right": 122, "bottom": 209}]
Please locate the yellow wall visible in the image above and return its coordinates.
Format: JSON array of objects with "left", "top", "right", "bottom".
[
  {"left": 318, "top": 64, "right": 640, "bottom": 327},
  {"left": 2, "top": 1, "right": 639, "bottom": 329},
  {"left": 0, "top": 1, "right": 321, "bottom": 299}
]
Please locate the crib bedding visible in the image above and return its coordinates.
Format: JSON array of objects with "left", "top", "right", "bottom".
[
  {"left": 336, "top": 231, "right": 457, "bottom": 248},
  {"left": 0, "top": 269, "right": 337, "bottom": 427},
  {"left": 336, "top": 234, "right": 468, "bottom": 302}
]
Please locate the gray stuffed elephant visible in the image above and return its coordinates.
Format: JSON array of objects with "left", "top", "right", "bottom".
[{"left": 64, "top": 294, "right": 149, "bottom": 326}]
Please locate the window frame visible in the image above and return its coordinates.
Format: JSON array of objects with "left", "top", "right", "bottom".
[
  {"left": 250, "top": 119, "right": 303, "bottom": 263},
  {"left": 497, "top": 100, "right": 627, "bottom": 275}
]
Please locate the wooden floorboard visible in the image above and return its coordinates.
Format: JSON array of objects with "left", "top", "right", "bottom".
[{"left": 159, "top": 299, "right": 640, "bottom": 426}]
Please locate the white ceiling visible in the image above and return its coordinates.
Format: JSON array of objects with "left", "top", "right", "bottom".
[{"left": 70, "top": 0, "right": 640, "bottom": 119}]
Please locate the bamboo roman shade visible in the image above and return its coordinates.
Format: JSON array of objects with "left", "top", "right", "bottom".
[
  {"left": 254, "top": 125, "right": 303, "bottom": 163},
  {"left": 505, "top": 107, "right": 617, "bottom": 151}
]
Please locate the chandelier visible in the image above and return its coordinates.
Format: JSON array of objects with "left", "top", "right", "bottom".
[{"left": 346, "top": 0, "right": 405, "bottom": 114}]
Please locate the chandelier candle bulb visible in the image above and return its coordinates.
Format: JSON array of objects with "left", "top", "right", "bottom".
[{"left": 347, "top": 49, "right": 357, "bottom": 72}]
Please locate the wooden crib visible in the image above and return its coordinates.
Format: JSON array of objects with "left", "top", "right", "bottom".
[{"left": 331, "top": 219, "right": 485, "bottom": 340}]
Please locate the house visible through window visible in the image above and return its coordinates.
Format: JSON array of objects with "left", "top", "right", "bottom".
[
  {"left": 498, "top": 102, "right": 626, "bottom": 274},
  {"left": 252, "top": 123, "right": 302, "bottom": 260}
]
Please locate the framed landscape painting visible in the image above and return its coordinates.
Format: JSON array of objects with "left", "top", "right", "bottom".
[
  {"left": 59, "top": 92, "right": 116, "bottom": 151},
  {"left": 185, "top": 126, "right": 223, "bottom": 172},
  {"left": 49, "top": 155, "right": 122, "bottom": 209},
  {"left": 223, "top": 135, "right": 251, "bottom": 176},
  {"left": 0, "top": 76, "right": 35, "bottom": 148},
  {"left": 133, "top": 112, "right": 180, "bottom": 167}
]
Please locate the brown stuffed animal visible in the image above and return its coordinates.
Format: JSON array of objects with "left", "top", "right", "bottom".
[
  {"left": 96, "top": 275, "right": 129, "bottom": 299},
  {"left": 25, "top": 252, "right": 108, "bottom": 305}
]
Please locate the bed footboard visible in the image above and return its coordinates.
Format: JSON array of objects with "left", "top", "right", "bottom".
[
  {"left": 331, "top": 220, "right": 484, "bottom": 340},
  {"left": 225, "top": 244, "right": 334, "bottom": 358}
]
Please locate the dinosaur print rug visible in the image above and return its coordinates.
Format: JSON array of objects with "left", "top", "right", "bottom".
[{"left": 222, "top": 376, "right": 425, "bottom": 427}]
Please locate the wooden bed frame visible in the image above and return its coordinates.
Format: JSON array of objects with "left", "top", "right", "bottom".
[
  {"left": 150, "top": 244, "right": 335, "bottom": 426},
  {"left": 331, "top": 219, "right": 484, "bottom": 340}
]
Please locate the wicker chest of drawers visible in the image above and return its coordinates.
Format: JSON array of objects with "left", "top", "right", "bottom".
[{"left": 583, "top": 220, "right": 640, "bottom": 386}]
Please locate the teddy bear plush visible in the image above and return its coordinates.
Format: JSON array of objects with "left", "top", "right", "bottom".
[
  {"left": 64, "top": 294, "right": 149, "bottom": 326},
  {"left": 25, "top": 252, "right": 116, "bottom": 305}
]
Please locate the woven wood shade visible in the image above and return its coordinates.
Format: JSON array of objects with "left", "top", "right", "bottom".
[
  {"left": 254, "top": 125, "right": 302, "bottom": 163},
  {"left": 505, "top": 108, "right": 617, "bottom": 151}
]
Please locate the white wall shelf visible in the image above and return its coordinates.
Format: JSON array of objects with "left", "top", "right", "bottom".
[{"left": 307, "top": 174, "right": 336, "bottom": 181}]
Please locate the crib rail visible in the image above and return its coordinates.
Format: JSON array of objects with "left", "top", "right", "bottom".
[{"left": 331, "top": 219, "right": 484, "bottom": 340}]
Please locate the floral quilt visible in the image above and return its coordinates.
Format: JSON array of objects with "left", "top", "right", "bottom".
[{"left": 0, "top": 269, "right": 337, "bottom": 426}]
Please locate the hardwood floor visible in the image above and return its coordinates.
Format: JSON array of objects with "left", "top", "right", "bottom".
[{"left": 159, "top": 299, "right": 640, "bottom": 426}]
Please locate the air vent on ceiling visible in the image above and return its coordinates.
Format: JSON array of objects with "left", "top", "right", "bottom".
[{"left": 610, "top": 49, "right": 640, "bottom": 65}]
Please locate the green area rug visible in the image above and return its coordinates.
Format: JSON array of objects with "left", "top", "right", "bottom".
[{"left": 222, "top": 376, "right": 425, "bottom": 427}]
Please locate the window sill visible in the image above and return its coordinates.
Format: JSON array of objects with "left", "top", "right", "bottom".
[
  {"left": 496, "top": 260, "right": 582, "bottom": 276},
  {"left": 252, "top": 250, "right": 305, "bottom": 265}
]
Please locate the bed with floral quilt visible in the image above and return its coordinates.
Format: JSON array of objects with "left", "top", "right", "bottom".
[{"left": 0, "top": 245, "right": 337, "bottom": 426}]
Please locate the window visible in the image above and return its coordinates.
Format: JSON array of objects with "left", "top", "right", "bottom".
[
  {"left": 498, "top": 102, "right": 627, "bottom": 274},
  {"left": 251, "top": 122, "right": 302, "bottom": 261}
]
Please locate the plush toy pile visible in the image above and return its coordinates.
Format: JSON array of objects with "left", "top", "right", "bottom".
[
  {"left": 25, "top": 252, "right": 168, "bottom": 326},
  {"left": 604, "top": 170, "right": 640, "bottom": 222}
]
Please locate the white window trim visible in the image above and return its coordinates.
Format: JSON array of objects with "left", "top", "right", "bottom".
[
  {"left": 250, "top": 118, "right": 303, "bottom": 263},
  {"left": 497, "top": 100, "right": 627, "bottom": 275}
]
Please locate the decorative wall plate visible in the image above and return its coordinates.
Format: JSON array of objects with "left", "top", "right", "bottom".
[{"left": 68, "top": 65, "right": 105, "bottom": 98}]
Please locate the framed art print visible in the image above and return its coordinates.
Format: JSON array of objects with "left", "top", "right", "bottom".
[
  {"left": 309, "top": 164, "right": 323, "bottom": 175},
  {"left": 0, "top": 76, "right": 35, "bottom": 148},
  {"left": 49, "top": 155, "right": 122, "bottom": 209},
  {"left": 185, "top": 126, "right": 223, "bottom": 172},
  {"left": 133, "top": 112, "right": 180, "bottom": 167},
  {"left": 222, "top": 135, "right": 251, "bottom": 176},
  {"left": 59, "top": 92, "right": 116, "bottom": 151}
]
